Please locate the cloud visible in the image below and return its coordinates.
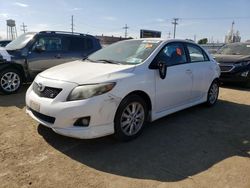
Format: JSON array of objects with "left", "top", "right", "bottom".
[
  {"left": 155, "top": 18, "right": 165, "bottom": 23},
  {"left": 0, "top": 31, "right": 7, "bottom": 39},
  {"left": 31, "top": 24, "right": 50, "bottom": 31},
  {"left": 13, "top": 2, "right": 29, "bottom": 7},
  {"left": 0, "top": 13, "right": 8, "bottom": 18},
  {"left": 178, "top": 20, "right": 201, "bottom": 28},
  {"left": 102, "top": 16, "right": 117, "bottom": 21},
  {"left": 69, "top": 7, "right": 82, "bottom": 11}
]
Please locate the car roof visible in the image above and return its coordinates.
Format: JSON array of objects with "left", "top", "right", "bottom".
[
  {"left": 129, "top": 38, "right": 196, "bottom": 44},
  {"left": 38, "top": 31, "right": 95, "bottom": 38}
]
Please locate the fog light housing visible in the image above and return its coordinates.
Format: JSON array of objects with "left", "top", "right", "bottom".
[
  {"left": 241, "top": 71, "right": 249, "bottom": 77},
  {"left": 74, "top": 117, "right": 90, "bottom": 127}
]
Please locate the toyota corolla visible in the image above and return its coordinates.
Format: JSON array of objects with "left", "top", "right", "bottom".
[{"left": 26, "top": 39, "right": 220, "bottom": 141}]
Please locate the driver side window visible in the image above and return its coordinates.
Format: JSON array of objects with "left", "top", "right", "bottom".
[
  {"left": 155, "top": 43, "right": 187, "bottom": 66},
  {"left": 33, "top": 37, "right": 62, "bottom": 52}
]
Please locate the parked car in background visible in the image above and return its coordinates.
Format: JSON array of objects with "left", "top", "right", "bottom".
[
  {"left": 201, "top": 43, "right": 225, "bottom": 55},
  {"left": 26, "top": 39, "right": 220, "bottom": 141},
  {"left": 0, "top": 40, "right": 12, "bottom": 47},
  {"left": 0, "top": 31, "right": 101, "bottom": 94},
  {"left": 213, "top": 42, "right": 250, "bottom": 87}
]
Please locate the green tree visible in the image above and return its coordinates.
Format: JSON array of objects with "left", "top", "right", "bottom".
[{"left": 198, "top": 38, "right": 208, "bottom": 44}]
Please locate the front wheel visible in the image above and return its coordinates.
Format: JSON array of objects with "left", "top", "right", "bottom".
[
  {"left": 206, "top": 80, "right": 219, "bottom": 106},
  {"left": 114, "top": 95, "right": 148, "bottom": 141},
  {"left": 0, "top": 69, "right": 22, "bottom": 94}
]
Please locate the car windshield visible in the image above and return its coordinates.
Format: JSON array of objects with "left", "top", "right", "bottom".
[
  {"left": 5, "top": 32, "right": 36, "bottom": 51},
  {"left": 217, "top": 43, "right": 250, "bottom": 55},
  {"left": 88, "top": 40, "right": 162, "bottom": 65}
]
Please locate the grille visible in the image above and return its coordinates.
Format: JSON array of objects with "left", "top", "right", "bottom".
[
  {"left": 28, "top": 107, "right": 55, "bottom": 124},
  {"left": 33, "top": 82, "right": 62, "bottom": 99},
  {"left": 219, "top": 65, "right": 234, "bottom": 72}
]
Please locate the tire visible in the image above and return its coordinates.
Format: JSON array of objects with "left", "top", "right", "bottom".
[
  {"left": 206, "top": 80, "right": 219, "bottom": 106},
  {"left": 0, "top": 68, "right": 23, "bottom": 94},
  {"left": 114, "top": 95, "right": 148, "bottom": 141}
]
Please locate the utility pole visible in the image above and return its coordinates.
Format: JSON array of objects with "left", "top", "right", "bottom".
[
  {"left": 71, "top": 15, "right": 74, "bottom": 34},
  {"left": 167, "top": 31, "right": 171, "bottom": 39},
  {"left": 194, "top": 35, "right": 196, "bottom": 43},
  {"left": 172, "top": 18, "right": 179, "bottom": 39},
  {"left": 122, "top": 24, "right": 129, "bottom": 38},
  {"left": 20, "top": 22, "right": 27, "bottom": 33}
]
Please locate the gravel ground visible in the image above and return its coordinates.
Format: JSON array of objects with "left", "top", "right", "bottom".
[{"left": 0, "top": 84, "right": 249, "bottom": 188}]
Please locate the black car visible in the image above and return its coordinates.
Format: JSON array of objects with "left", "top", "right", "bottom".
[
  {"left": 0, "top": 40, "right": 12, "bottom": 47},
  {"left": 0, "top": 31, "right": 101, "bottom": 94},
  {"left": 214, "top": 42, "right": 250, "bottom": 87}
]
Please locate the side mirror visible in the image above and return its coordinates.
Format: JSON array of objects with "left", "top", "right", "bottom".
[
  {"left": 158, "top": 61, "right": 167, "bottom": 79},
  {"left": 34, "top": 44, "right": 45, "bottom": 53}
]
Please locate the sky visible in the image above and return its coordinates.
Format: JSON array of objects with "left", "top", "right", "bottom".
[{"left": 0, "top": 0, "right": 250, "bottom": 42}]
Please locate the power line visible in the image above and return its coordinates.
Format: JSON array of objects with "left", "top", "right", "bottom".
[
  {"left": 172, "top": 18, "right": 179, "bottom": 39},
  {"left": 179, "top": 16, "right": 250, "bottom": 21},
  {"left": 122, "top": 24, "right": 129, "bottom": 38},
  {"left": 20, "top": 22, "right": 27, "bottom": 33}
]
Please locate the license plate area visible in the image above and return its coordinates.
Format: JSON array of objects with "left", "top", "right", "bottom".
[{"left": 30, "top": 100, "right": 40, "bottom": 112}]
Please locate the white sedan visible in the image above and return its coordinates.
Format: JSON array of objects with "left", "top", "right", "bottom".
[{"left": 26, "top": 39, "right": 220, "bottom": 141}]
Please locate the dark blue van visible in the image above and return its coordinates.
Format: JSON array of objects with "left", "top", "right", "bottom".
[{"left": 0, "top": 31, "right": 101, "bottom": 94}]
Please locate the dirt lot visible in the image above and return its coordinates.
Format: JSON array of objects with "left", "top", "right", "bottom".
[{"left": 0, "top": 84, "right": 250, "bottom": 188}]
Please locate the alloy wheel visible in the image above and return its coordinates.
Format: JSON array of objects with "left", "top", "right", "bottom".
[
  {"left": 0, "top": 72, "right": 21, "bottom": 92},
  {"left": 208, "top": 82, "right": 219, "bottom": 104},
  {"left": 120, "top": 102, "right": 145, "bottom": 136}
]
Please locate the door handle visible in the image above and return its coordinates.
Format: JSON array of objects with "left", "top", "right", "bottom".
[
  {"left": 55, "top": 54, "right": 61, "bottom": 58},
  {"left": 185, "top": 69, "right": 192, "bottom": 74}
]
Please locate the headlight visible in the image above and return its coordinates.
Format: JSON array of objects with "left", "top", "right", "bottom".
[
  {"left": 234, "top": 61, "right": 250, "bottom": 67},
  {"left": 67, "top": 83, "right": 116, "bottom": 101}
]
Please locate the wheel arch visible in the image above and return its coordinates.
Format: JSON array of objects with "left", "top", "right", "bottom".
[
  {"left": 121, "top": 90, "right": 152, "bottom": 121},
  {"left": 0, "top": 63, "right": 26, "bottom": 82}
]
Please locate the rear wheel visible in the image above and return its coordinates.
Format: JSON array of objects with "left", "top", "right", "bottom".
[
  {"left": 114, "top": 95, "right": 148, "bottom": 141},
  {"left": 206, "top": 80, "right": 219, "bottom": 106},
  {"left": 0, "top": 69, "right": 22, "bottom": 94}
]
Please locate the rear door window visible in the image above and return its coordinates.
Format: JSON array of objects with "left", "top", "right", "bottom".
[
  {"left": 67, "top": 37, "right": 94, "bottom": 52},
  {"left": 68, "top": 37, "right": 85, "bottom": 51},
  {"left": 86, "top": 38, "right": 94, "bottom": 50},
  {"left": 186, "top": 44, "right": 209, "bottom": 62}
]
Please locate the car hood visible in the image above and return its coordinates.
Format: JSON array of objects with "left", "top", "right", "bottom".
[
  {"left": 39, "top": 60, "right": 136, "bottom": 84},
  {"left": 0, "top": 47, "right": 23, "bottom": 63},
  {"left": 213, "top": 54, "right": 250, "bottom": 63},
  {"left": 0, "top": 47, "right": 12, "bottom": 62}
]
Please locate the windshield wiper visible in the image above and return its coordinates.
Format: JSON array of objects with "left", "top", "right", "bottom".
[
  {"left": 96, "top": 59, "right": 121, "bottom": 64},
  {"left": 85, "top": 57, "right": 97, "bottom": 62}
]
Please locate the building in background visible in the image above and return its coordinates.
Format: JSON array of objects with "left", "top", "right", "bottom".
[{"left": 224, "top": 21, "right": 241, "bottom": 43}]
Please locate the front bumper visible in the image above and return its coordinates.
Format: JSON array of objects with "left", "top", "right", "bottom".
[
  {"left": 25, "top": 76, "right": 120, "bottom": 139},
  {"left": 219, "top": 64, "right": 250, "bottom": 83},
  {"left": 220, "top": 70, "right": 249, "bottom": 83}
]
